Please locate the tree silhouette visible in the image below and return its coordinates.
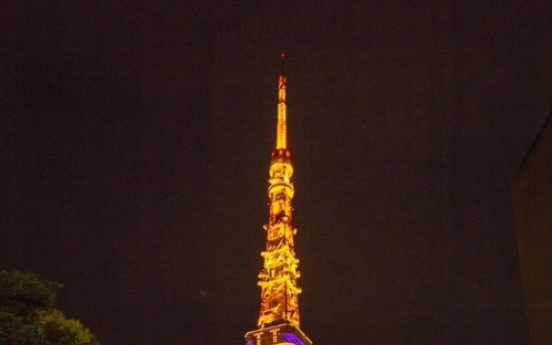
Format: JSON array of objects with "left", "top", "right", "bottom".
[{"left": 0, "top": 270, "right": 99, "bottom": 345}]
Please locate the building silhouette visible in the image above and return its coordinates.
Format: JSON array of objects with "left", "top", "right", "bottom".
[{"left": 511, "top": 112, "right": 552, "bottom": 345}]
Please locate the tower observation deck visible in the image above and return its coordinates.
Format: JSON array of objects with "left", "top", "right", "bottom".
[{"left": 244, "top": 55, "right": 312, "bottom": 345}]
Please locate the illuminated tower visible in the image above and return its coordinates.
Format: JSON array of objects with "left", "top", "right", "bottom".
[{"left": 244, "top": 55, "right": 312, "bottom": 345}]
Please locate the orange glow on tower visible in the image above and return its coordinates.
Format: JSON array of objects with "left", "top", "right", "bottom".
[
  {"left": 276, "top": 54, "right": 287, "bottom": 150},
  {"left": 244, "top": 55, "right": 312, "bottom": 345}
]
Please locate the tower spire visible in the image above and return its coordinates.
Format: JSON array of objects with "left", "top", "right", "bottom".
[
  {"left": 276, "top": 53, "right": 287, "bottom": 150},
  {"left": 244, "top": 55, "right": 312, "bottom": 345}
]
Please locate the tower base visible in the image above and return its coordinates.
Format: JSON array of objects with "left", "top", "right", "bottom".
[{"left": 244, "top": 323, "right": 312, "bottom": 345}]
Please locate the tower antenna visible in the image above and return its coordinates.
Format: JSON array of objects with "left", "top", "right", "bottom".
[{"left": 276, "top": 53, "right": 287, "bottom": 149}]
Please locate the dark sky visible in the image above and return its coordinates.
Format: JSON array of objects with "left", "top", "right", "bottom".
[{"left": 2, "top": 1, "right": 552, "bottom": 344}]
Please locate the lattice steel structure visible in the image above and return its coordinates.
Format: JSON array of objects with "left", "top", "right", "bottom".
[{"left": 244, "top": 55, "right": 312, "bottom": 345}]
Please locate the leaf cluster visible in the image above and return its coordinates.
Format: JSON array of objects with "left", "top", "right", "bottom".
[
  {"left": 0, "top": 271, "right": 60, "bottom": 319},
  {"left": 0, "top": 271, "right": 99, "bottom": 345}
]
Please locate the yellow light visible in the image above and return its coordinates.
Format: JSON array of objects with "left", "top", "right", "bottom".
[
  {"left": 256, "top": 59, "right": 303, "bottom": 330},
  {"left": 276, "top": 75, "right": 287, "bottom": 149}
]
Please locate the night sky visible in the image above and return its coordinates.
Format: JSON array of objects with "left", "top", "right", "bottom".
[{"left": 2, "top": 2, "right": 552, "bottom": 344}]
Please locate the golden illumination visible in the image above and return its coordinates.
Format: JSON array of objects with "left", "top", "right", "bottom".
[
  {"left": 244, "top": 54, "right": 312, "bottom": 345},
  {"left": 276, "top": 74, "right": 287, "bottom": 149},
  {"left": 257, "top": 56, "right": 302, "bottom": 329}
]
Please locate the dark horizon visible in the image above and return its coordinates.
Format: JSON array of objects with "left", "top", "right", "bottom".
[{"left": 2, "top": 2, "right": 552, "bottom": 344}]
